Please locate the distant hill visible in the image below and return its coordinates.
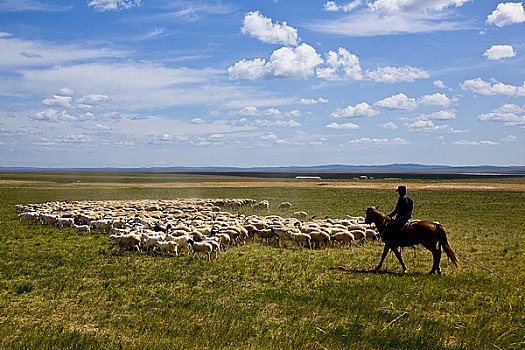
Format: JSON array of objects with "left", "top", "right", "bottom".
[{"left": 1, "top": 164, "right": 524, "bottom": 174}]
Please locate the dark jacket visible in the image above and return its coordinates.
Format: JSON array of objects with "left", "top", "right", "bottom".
[{"left": 389, "top": 195, "right": 413, "bottom": 224}]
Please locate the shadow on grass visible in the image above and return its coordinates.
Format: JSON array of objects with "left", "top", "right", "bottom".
[{"left": 329, "top": 265, "right": 428, "bottom": 276}]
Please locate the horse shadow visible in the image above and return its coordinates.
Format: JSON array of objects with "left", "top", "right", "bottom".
[{"left": 329, "top": 265, "right": 427, "bottom": 276}]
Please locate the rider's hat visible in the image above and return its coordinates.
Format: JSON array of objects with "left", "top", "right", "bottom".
[{"left": 396, "top": 185, "right": 407, "bottom": 193}]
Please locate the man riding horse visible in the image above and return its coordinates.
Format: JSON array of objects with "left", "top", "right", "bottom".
[{"left": 384, "top": 185, "right": 413, "bottom": 244}]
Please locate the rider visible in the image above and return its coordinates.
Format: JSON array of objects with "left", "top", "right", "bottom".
[{"left": 386, "top": 185, "right": 413, "bottom": 240}]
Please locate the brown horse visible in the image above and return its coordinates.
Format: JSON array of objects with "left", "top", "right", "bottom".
[{"left": 365, "top": 207, "right": 459, "bottom": 274}]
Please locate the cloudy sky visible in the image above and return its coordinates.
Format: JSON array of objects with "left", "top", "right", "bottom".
[{"left": 0, "top": 0, "right": 524, "bottom": 167}]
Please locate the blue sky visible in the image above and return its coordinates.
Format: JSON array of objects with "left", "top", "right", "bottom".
[{"left": 0, "top": 0, "right": 524, "bottom": 167}]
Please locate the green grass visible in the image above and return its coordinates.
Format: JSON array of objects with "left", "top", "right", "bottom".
[{"left": 0, "top": 176, "right": 523, "bottom": 349}]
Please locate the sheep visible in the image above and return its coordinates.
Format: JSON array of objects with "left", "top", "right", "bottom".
[
  {"left": 18, "top": 212, "right": 39, "bottom": 223},
  {"left": 253, "top": 200, "right": 270, "bottom": 210},
  {"left": 254, "top": 228, "right": 276, "bottom": 245},
  {"left": 155, "top": 241, "right": 179, "bottom": 256},
  {"left": 278, "top": 202, "right": 292, "bottom": 209},
  {"left": 56, "top": 217, "right": 74, "bottom": 227},
  {"left": 290, "top": 232, "right": 312, "bottom": 249},
  {"left": 291, "top": 211, "right": 308, "bottom": 220},
  {"left": 89, "top": 219, "right": 113, "bottom": 232},
  {"left": 331, "top": 231, "right": 355, "bottom": 248},
  {"left": 309, "top": 230, "right": 331, "bottom": 249},
  {"left": 109, "top": 233, "right": 141, "bottom": 252},
  {"left": 189, "top": 240, "right": 213, "bottom": 261},
  {"left": 215, "top": 233, "right": 231, "bottom": 250},
  {"left": 73, "top": 224, "right": 91, "bottom": 234},
  {"left": 202, "top": 239, "right": 220, "bottom": 259},
  {"left": 165, "top": 234, "right": 193, "bottom": 254}
]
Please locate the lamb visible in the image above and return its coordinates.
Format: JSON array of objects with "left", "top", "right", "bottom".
[
  {"left": 215, "top": 233, "right": 231, "bottom": 249},
  {"left": 202, "top": 239, "right": 220, "bottom": 259},
  {"left": 155, "top": 241, "right": 179, "bottom": 256},
  {"left": 165, "top": 234, "right": 193, "bottom": 254},
  {"left": 291, "top": 211, "right": 308, "bottom": 220},
  {"left": 254, "top": 228, "right": 276, "bottom": 245},
  {"left": 278, "top": 202, "right": 292, "bottom": 209},
  {"left": 109, "top": 233, "right": 141, "bottom": 252},
  {"left": 18, "top": 212, "right": 39, "bottom": 223},
  {"left": 89, "top": 219, "right": 113, "bottom": 232}
]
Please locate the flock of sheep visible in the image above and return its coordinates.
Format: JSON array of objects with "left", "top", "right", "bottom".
[{"left": 16, "top": 198, "right": 380, "bottom": 261}]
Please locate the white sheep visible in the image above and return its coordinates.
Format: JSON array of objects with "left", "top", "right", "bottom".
[
  {"left": 290, "top": 231, "right": 312, "bottom": 249},
  {"left": 56, "top": 217, "right": 74, "bottom": 227},
  {"left": 291, "top": 211, "right": 308, "bottom": 220},
  {"left": 278, "top": 202, "right": 292, "bottom": 209},
  {"left": 109, "top": 233, "right": 141, "bottom": 252},
  {"left": 253, "top": 200, "right": 270, "bottom": 210},
  {"left": 73, "top": 224, "right": 91, "bottom": 234},
  {"left": 190, "top": 241, "right": 213, "bottom": 261}
]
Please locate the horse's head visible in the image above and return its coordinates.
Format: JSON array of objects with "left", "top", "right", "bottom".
[{"left": 365, "top": 206, "right": 379, "bottom": 224}]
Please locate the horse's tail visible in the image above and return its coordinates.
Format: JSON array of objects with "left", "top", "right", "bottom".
[{"left": 436, "top": 223, "right": 459, "bottom": 268}]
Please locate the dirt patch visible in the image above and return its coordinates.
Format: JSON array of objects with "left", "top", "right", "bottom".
[{"left": 1, "top": 180, "right": 524, "bottom": 191}]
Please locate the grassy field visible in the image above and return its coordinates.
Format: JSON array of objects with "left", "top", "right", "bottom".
[{"left": 0, "top": 173, "right": 523, "bottom": 349}]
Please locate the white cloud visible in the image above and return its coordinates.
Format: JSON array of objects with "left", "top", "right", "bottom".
[
  {"left": 241, "top": 11, "right": 299, "bottom": 46},
  {"left": 433, "top": 80, "right": 446, "bottom": 89},
  {"left": 502, "top": 135, "right": 518, "bottom": 142},
  {"left": 76, "top": 94, "right": 111, "bottom": 105},
  {"left": 419, "top": 110, "right": 456, "bottom": 120},
  {"left": 374, "top": 93, "right": 418, "bottom": 110},
  {"left": 380, "top": 121, "right": 398, "bottom": 129},
  {"left": 452, "top": 140, "right": 499, "bottom": 146},
  {"left": 460, "top": 78, "right": 525, "bottom": 96},
  {"left": 316, "top": 47, "right": 363, "bottom": 81},
  {"left": 367, "top": 66, "right": 429, "bottom": 83},
  {"left": 323, "top": 1, "right": 362, "bottom": 12},
  {"left": 477, "top": 104, "right": 525, "bottom": 128},
  {"left": 59, "top": 134, "right": 94, "bottom": 143},
  {"left": 300, "top": 97, "right": 329, "bottom": 104},
  {"left": 87, "top": 0, "right": 142, "bottom": 12},
  {"left": 326, "top": 122, "right": 359, "bottom": 129},
  {"left": 483, "top": 45, "right": 516, "bottom": 60},
  {"left": 486, "top": 2, "right": 525, "bottom": 27},
  {"left": 406, "top": 118, "right": 467, "bottom": 133},
  {"left": 310, "top": 0, "right": 472, "bottom": 37},
  {"left": 369, "top": 0, "right": 471, "bottom": 13},
  {"left": 30, "top": 109, "right": 76, "bottom": 122},
  {"left": 419, "top": 93, "right": 452, "bottom": 107},
  {"left": 331, "top": 102, "right": 378, "bottom": 118},
  {"left": 0, "top": 33, "right": 125, "bottom": 68},
  {"left": 238, "top": 106, "right": 281, "bottom": 117},
  {"left": 261, "top": 134, "right": 278, "bottom": 140},
  {"left": 59, "top": 87, "right": 75, "bottom": 96},
  {"left": 342, "top": 137, "right": 408, "bottom": 145},
  {"left": 0, "top": 0, "right": 71, "bottom": 12},
  {"left": 229, "top": 43, "right": 323, "bottom": 80},
  {"left": 42, "top": 95, "right": 72, "bottom": 108},
  {"left": 191, "top": 118, "right": 206, "bottom": 124}
]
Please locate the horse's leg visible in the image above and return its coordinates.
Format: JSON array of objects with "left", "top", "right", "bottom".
[
  {"left": 424, "top": 243, "right": 442, "bottom": 274},
  {"left": 391, "top": 247, "right": 407, "bottom": 273},
  {"left": 375, "top": 245, "right": 390, "bottom": 271}
]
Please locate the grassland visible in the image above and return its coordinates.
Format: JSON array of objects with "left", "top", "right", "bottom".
[{"left": 0, "top": 172, "right": 523, "bottom": 349}]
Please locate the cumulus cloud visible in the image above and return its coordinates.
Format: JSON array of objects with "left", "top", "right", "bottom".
[
  {"left": 316, "top": 47, "right": 363, "bottom": 81},
  {"left": 374, "top": 93, "right": 418, "bottom": 110},
  {"left": 300, "top": 97, "right": 329, "bottom": 104},
  {"left": 87, "top": 0, "right": 142, "bottom": 12},
  {"left": 238, "top": 106, "right": 281, "bottom": 116},
  {"left": 460, "top": 78, "right": 525, "bottom": 96},
  {"left": 242, "top": 11, "right": 299, "bottom": 46},
  {"left": 30, "top": 109, "right": 76, "bottom": 122},
  {"left": 486, "top": 2, "right": 525, "bottom": 27},
  {"left": 326, "top": 121, "right": 360, "bottom": 129},
  {"left": 433, "top": 80, "right": 446, "bottom": 89},
  {"left": 323, "top": 1, "right": 362, "bottom": 13},
  {"left": 331, "top": 102, "right": 378, "bottom": 118},
  {"left": 418, "top": 93, "right": 452, "bottom": 107},
  {"left": 405, "top": 118, "right": 467, "bottom": 133},
  {"left": 478, "top": 104, "right": 525, "bottom": 128},
  {"left": 380, "top": 121, "right": 398, "bottom": 129},
  {"left": 42, "top": 95, "right": 72, "bottom": 108},
  {"left": 483, "top": 45, "right": 516, "bottom": 60},
  {"left": 76, "top": 94, "right": 111, "bottom": 105},
  {"left": 367, "top": 66, "right": 429, "bottom": 83},
  {"left": 419, "top": 110, "right": 456, "bottom": 120},
  {"left": 229, "top": 43, "right": 323, "bottom": 80}
]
